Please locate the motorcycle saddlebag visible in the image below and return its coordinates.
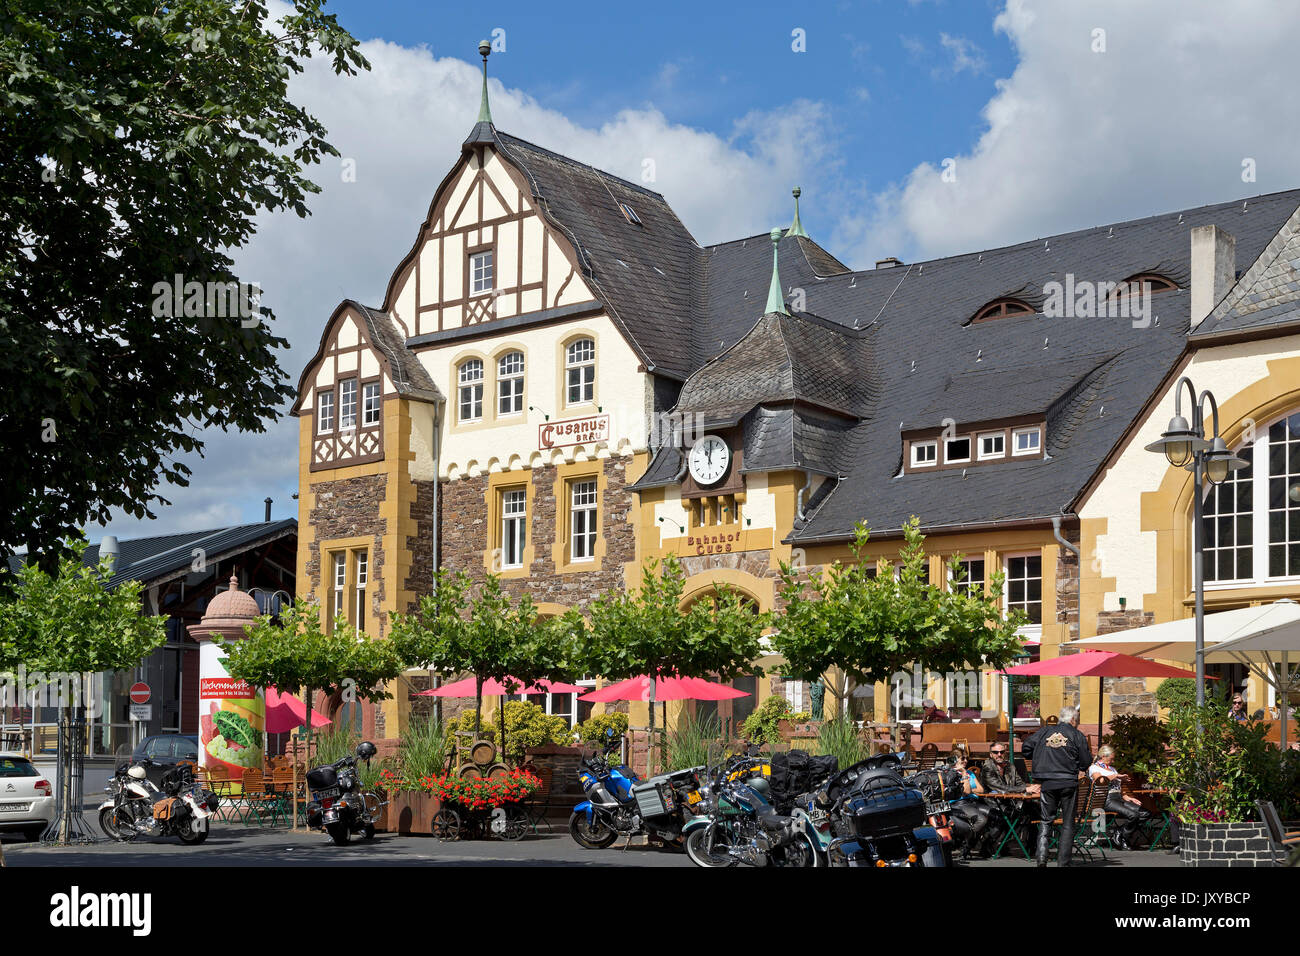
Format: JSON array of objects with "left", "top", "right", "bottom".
[
  {"left": 770, "top": 751, "right": 839, "bottom": 812},
  {"left": 153, "top": 797, "right": 179, "bottom": 821},
  {"left": 631, "top": 780, "right": 675, "bottom": 819},
  {"left": 306, "top": 765, "right": 338, "bottom": 792}
]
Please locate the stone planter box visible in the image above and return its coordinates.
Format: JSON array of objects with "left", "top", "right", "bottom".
[
  {"left": 1181, "top": 822, "right": 1277, "bottom": 867},
  {"left": 384, "top": 791, "right": 440, "bottom": 835}
]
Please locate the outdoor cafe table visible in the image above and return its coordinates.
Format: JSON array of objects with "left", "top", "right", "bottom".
[
  {"left": 1129, "top": 788, "right": 1176, "bottom": 850},
  {"left": 984, "top": 792, "right": 1038, "bottom": 859}
]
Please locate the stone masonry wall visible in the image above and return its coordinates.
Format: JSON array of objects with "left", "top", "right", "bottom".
[
  {"left": 306, "top": 473, "right": 388, "bottom": 613},
  {"left": 1182, "top": 822, "right": 1279, "bottom": 867}
]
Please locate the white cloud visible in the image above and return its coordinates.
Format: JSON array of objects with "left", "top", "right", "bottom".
[{"left": 937, "top": 33, "right": 987, "bottom": 76}]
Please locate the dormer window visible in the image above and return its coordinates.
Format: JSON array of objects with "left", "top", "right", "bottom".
[
  {"left": 1013, "top": 426, "right": 1042, "bottom": 456},
  {"left": 618, "top": 202, "right": 642, "bottom": 225},
  {"left": 911, "top": 440, "right": 937, "bottom": 467},
  {"left": 1115, "top": 273, "right": 1177, "bottom": 297},
  {"left": 969, "top": 298, "right": 1034, "bottom": 324},
  {"left": 945, "top": 437, "right": 972, "bottom": 464},
  {"left": 978, "top": 432, "right": 1005, "bottom": 460}
]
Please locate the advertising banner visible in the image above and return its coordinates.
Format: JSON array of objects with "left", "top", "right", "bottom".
[{"left": 197, "top": 641, "right": 265, "bottom": 773}]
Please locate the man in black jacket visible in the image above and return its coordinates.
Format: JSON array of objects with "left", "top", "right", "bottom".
[{"left": 1022, "top": 705, "right": 1092, "bottom": 867}]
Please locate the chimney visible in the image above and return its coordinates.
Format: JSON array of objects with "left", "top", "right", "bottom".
[
  {"left": 264, "top": 497, "right": 273, "bottom": 522},
  {"left": 99, "top": 535, "right": 120, "bottom": 573},
  {"left": 876, "top": 257, "right": 904, "bottom": 270},
  {"left": 1189, "top": 225, "right": 1235, "bottom": 328}
]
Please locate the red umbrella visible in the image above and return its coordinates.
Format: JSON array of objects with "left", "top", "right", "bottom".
[
  {"left": 414, "top": 676, "right": 585, "bottom": 697},
  {"left": 1000, "top": 650, "right": 1216, "bottom": 745},
  {"left": 579, "top": 675, "right": 749, "bottom": 703},
  {"left": 265, "top": 687, "right": 332, "bottom": 734}
]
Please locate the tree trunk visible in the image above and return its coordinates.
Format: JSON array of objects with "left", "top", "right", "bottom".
[{"left": 474, "top": 675, "right": 483, "bottom": 738}]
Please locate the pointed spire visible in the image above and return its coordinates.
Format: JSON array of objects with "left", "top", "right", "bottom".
[
  {"left": 476, "top": 39, "right": 493, "bottom": 125},
  {"left": 765, "top": 228, "right": 789, "bottom": 315},
  {"left": 786, "top": 186, "right": 809, "bottom": 238}
]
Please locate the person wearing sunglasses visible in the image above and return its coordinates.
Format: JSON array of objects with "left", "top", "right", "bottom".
[{"left": 982, "top": 745, "right": 1039, "bottom": 795}]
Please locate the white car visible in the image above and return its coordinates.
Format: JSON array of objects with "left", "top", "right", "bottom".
[{"left": 0, "top": 752, "right": 54, "bottom": 841}]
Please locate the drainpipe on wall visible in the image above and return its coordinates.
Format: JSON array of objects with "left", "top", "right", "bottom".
[{"left": 795, "top": 471, "right": 814, "bottom": 521}]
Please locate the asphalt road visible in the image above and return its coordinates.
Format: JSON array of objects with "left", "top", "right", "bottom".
[{"left": 1, "top": 823, "right": 1180, "bottom": 867}]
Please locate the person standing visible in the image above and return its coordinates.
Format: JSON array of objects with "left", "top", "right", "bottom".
[{"left": 1022, "top": 705, "right": 1092, "bottom": 867}]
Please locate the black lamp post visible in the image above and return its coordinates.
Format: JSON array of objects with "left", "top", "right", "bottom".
[{"left": 1143, "top": 377, "right": 1248, "bottom": 708}]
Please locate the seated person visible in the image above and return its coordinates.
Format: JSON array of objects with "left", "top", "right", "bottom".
[
  {"left": 945, "top": 753, "right": 991, "bottom": 858},
  {"left": 1229, "top": 695, "right": 1248, "bottom": 723},
  {"left": 921, "top": 699, "right": 950, "bottom": 723},
  {"left": 982, "top": 744, "right": 1040, "bottom": 796},
  {"left": 1089, "top": 745, "right": 1152, "bottom": 851}
]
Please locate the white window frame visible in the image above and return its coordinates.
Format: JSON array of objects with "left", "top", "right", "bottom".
[
  {"left": 317, "top": 390, "right": 334, "bottom": 433},
  {"left": 944, "top": 436, "right": 972, "bottom": 464},
  {"left": 949, "top": 556, "right": 986, "bottom": 595},
  {"left": 570, "top": 479, "right": 598, "bottom": 562},
  {"left": 332, "top": 553, "right": 346, "bottom": 625},
  {"left": 470, "top": 250, "right": 494, "bottom": 295},
  {"left": 458, "top": 359, "right": 484, "bottom": 423},
  {"left": 565, "top": 339, "right": 596, "bottom": 407},
  {"left": 339, "top": 378, "right": 357, "bottom": 431},
  {"left": 784, "top": 680, "right": 804, "bottom": 713},
  {"left": 1003, "top": 551, "right": 1043, "bottom": 636},
  {"left": 497, "top": 351, "right": 525, "bottom": 417},
  {"left": 361, "top": 382, "right": 381, "bottom": 427},
  {"left": 354, "top": 550, "right": 367, "bottom": 633},
  {"left": 978, "top": 432, "right": 1005, "bottom": 460},
  {"left": 501, "top": 488, "right": 527, "bottom": 569},
  {"left": 1012, "top": 426, "right": 1041, "bottom": 456},
  {"left": 911, "top": 440, "right": 937, "bottom": 468}
]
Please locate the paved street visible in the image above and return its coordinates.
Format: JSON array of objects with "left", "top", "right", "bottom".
[{"left": 1, "top": 824, "right": 1181, "bottom": 867}]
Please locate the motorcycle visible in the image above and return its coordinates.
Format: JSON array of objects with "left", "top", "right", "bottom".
[
  {"left": 99, "top": 758, "right": 218, "bottom": 845},
  {"left": 902, "top": 766, "right": 961, "bottom": 865},
  {"left": 305, "top": 741, "right": 385, "bottom": 845},
  {"left": 819, "top": 753, "right": 948, "bottom": 867},
  {"left": 682, "top": 749, "right": 825, "bottom": 868},
  {"left": 568, "top": 728, "right": 703, "bottom": 850}
]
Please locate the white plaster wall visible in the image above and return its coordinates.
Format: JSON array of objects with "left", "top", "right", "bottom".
[{"left": 1082, "top": 333, "right": 1300, "bottom": 610}]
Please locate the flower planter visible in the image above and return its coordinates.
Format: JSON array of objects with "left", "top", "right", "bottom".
[
  {"left": 386, "top": 791, "right": 440, "bottom": 835},
  {"left": 1180, "top": 822, "right": 1277, "bottom": 867}
]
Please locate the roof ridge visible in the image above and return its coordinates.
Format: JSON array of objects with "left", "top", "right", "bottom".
[{"left": 493, "top": 129, "right": 667, "bottom": 200}]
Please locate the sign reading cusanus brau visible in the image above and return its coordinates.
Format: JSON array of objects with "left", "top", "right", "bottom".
[
  {"left": 49, "top": 886, "right": 151, "bottom": 936},
  {"left": 539, "top": 413, "right": 609, "bottom": 450}
]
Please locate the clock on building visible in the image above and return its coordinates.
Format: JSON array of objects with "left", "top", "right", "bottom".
[{"left": 688, "top": 434, "right": 731, "bottom": 486}]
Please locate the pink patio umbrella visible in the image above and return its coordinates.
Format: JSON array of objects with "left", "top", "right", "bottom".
[
  {"left": 416, "top": 676, "right": 586, "bottom": 763},
  {"left": 1000, "top": 650, "right": 1216, "bottom": 747},
  {"left": 265, "top": 687, "right": 333, "bottom": 734}
]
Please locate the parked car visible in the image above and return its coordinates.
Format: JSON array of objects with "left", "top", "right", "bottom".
[
  {"left": 131, "top": 735, "right": 200, "bottom": 783},
  {"left": 0, "top": 752, "right": 54, "bottom": 842}
]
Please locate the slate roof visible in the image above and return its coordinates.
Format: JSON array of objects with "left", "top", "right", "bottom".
[
  {"left": 5, "top": 520, "right": 298, "bottom": 590},
  {"left": 1192, "top": 201, "right": 1300, "bottom": 340},
  {"left": 350, "top": 302, "right": 443, "bottom": 404}
]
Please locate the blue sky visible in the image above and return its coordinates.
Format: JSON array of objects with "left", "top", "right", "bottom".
[{"left": 87, "top": 0, "right": 1300, "bottom": 546}]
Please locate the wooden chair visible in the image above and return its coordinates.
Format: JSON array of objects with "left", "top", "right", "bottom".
[
  {"left": 918, "top": 743, "right": 939, "bottom": 770},
  {"left": 1256, "top": 800, "right": 1300, "bottom": 865},
  {"left": 520, "top": 763, "right": 558, "bottom": 833},
  {"left": 271, "top": 767, "right": 305, "bottom": 826},
  {"left": 241, "top": 767, "right": 282, "bottom": 826}
]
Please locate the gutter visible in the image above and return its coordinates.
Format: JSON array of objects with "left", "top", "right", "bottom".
[{"left": 785, "top": 513, "right": 1071, "bottom": 546}]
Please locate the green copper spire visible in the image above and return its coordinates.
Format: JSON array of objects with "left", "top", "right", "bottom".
[
  {"left": 476, "top": 40, "right": 493, "bottom": 124},
  {"left": 786, "top": 186, "right": 809, "bottom": 238},
  {"left": 765, "top": 227, "right": 789, "bottom": 315}
]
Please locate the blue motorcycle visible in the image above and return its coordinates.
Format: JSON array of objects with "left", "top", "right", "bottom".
[{"left": 569, "top": 729, "right": 702, "bottom": 850}]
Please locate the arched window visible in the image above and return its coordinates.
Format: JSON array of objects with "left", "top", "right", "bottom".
[
  {"left": 1115, "top": 273, "right": 1177, "bottom": 298},
  {"left": 497, "top": 351, "right": 524, "bottom": 416},
  {"left": 565, "top": 338, "right": 595, "bottom": 406},
  {"left": 457, "top": 358, "right": 484, "bottom": 423},
  {"left": 969, "top": 298, "right": 1034, "bottom": 324},
  {"left": 1203, "top": 410, "right": 1300, "bottom": 584}
]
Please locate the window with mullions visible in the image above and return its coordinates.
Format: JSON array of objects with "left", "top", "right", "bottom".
[
  {"left": 565, "top": 339, "right": 595, "bottom": 406},
  {"left": 498, "top": 352, "right": 524, "bottom": 416},
  {"left": 1268, "top": 415, "right": 1300, "bottom": 577},
  {"left": 458, "top": 359, "right": 484, "bottom": 422},
  {"left": 951, "top": 557, "right": 986, "bottom": 596},
  {"left": 339, "top": 378, "right": 357, "bottom": 430},
  {"left": 332, "top": 553, "right": 346, "bottom": 625},
  {"left": 1202, "top": 445, "right": 1253, "bottom": 582},
  {"left": 317, "top": 391, "right": 335, "bottom": 433},
  {"left": 362, "top": 382, "right": 381, "bottom": 427},
  {"left": 570, "top": 480, "right": 598, "bottom": 562},
  {"left": 355, "top": 550, "right": 368, "bottom": 633},
  {"left": 1005, "top": 554, "right": 1042, "bottom": 625},
  {"left": 501, "top": 488, "right": 527, "bottom": 569},
  {"left": 470, "top": 250, "right": 494, "bottom": 295}
]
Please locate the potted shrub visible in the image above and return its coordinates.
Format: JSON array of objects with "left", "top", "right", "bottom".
[
  {"left": 386, "top": 716, "right": 447, "bottom": 834},
  {"left": 1101, "top": 714, "right": 1170, "bottom": 788}
]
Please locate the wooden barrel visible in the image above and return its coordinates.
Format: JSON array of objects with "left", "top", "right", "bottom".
[
  {"left": 470, "top": 739, "right": 497, "bottom": 767},
  {"left": 485, "top": 763, "right": 510, "bottom": 782},
  {"left": 458, "top": 763, "right": 483, "bottom": 780}
]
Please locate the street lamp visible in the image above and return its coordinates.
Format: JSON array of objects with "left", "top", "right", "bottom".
[{"left": 1144, "top": 377, "right": 1248, "bottom": 709}]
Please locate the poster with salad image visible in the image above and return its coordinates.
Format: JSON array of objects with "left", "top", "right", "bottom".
[{"left": 198, "top": 640, "right": 264, "bottom": 773}]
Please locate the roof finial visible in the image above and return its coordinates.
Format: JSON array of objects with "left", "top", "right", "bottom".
[
  {"left": 765, "top": 228, "right": 789, "bottom": 315},
  {"left": 476, "top": 39, "right": 493, "bottom": 125},
  {"left": 786, "top": 186, "right": 809, "bottom": 238}
]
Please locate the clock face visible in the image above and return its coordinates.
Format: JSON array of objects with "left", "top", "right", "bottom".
[{"left": 688, "top": 435, "right": 731, "bottom": 486}]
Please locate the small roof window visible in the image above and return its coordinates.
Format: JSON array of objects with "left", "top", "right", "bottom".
[
  {"left": 1113, "top": 273, "right": 1177, "bottom": 297},
  {"left": 618, "top": 202, "right": 642, "bottom": 225},
  {"left": 969, "top": 298, "right": 1034, "bottom": 324}
]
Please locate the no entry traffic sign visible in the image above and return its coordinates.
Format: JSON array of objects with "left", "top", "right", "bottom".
[{"left": 129, "top": 682, "right": 151, "bottom": 705}]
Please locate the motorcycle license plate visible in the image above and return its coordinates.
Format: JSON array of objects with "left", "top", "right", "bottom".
[
  {"left": 0, "top": 802, "right": 31, "bottom": 813},
  {"left": 315, "top": 787, "right": 341, "bottom": 800},
  {"left": 687, "top": 791, "right": 702, "bottom": 804}
]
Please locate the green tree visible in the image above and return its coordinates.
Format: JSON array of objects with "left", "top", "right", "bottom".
[
  {"left": 574, "top": 555, "right": 768, "bottom": 767},
  {"left": 0, "top": 1, "right": 369, "bottom": 568},
  {"left": 772, "top": 518, "right": 1026, "bottom": 713},
  {"left": 217, "top": 601, "right": 403, "bottom": 746},
  {"left": 388, "top": 571, "right": 573, "bottom": 740},
  {"left": 0, "top": 537, "right": 167, "bottom": 849}
]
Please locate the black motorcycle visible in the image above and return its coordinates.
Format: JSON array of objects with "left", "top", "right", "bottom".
[
  {"left": 306, "top": 741, "right": 385, "bottom": 845},
  {"left": 819, "top": 753, "right": 948, "bottom": 867}
]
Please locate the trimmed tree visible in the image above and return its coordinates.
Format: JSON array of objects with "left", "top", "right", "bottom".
[
  {"left": 0, "top": 538, "right": 167, "bottom": 848},
  {"left": 217, "top": 601, "right": 403, "bottom": 748},
  {"left": 773, "top": 517, "right": 1027, "bottom": 716},
  {"left": 574, "top": 555, "right": 768, "bottom": 768}
]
